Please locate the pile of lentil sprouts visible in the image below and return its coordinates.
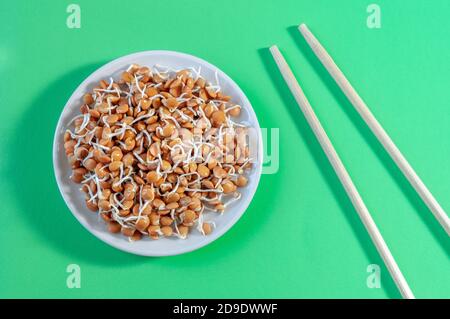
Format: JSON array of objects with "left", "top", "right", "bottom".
[{"left": 63, "top": 64, "right": 252, "bottom": 241}]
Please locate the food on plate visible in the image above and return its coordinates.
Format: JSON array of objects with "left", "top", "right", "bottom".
[{"left": 63, "top": 64, "right": 252, "bottom": 240}]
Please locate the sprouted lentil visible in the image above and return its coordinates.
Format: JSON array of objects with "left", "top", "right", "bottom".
[{"left": 64, "top": 64, "right": 252, "bottom": 241}]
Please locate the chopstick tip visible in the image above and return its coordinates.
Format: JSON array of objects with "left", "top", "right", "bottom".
[
  {"left": 298, "top": 23, "right": 308, "bottom": 33},
  {"left": 269, "top": 45, "right": 279, "bottom": 54}
]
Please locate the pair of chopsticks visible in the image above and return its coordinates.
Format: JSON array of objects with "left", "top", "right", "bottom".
[{"left": 270, "top": 24, "right": 450, "bottom": 299}]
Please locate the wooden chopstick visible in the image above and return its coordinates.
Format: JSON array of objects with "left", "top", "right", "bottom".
[
  {"left": 298, "top": 24, "right": 450, "bottom": 236},
  {"left": 269, "top": 45, "right": 415, "bottom": 299}
]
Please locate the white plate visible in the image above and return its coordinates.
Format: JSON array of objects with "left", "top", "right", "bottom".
[{"left": 53, "top": 50, "right": 263, "bottom": 256}]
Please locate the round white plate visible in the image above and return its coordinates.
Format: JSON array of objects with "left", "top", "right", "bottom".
[{"left": 53, "top": 50, "right": 263, "bottom": 256}]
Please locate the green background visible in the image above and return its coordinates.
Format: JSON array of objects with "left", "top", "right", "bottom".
[{"left": 1, "top": 0, "right": 449, "bottom": 298}]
